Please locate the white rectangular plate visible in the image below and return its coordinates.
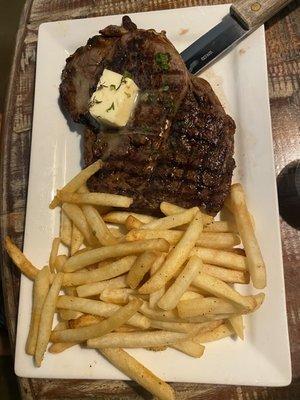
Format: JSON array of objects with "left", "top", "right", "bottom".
[{"left": 15, "top": 5, "right": 291, "bottom": 386}]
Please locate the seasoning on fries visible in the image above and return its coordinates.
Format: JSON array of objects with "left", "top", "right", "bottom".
[{"left": 4, "top": 162, "right": 267, "bottom": 400}]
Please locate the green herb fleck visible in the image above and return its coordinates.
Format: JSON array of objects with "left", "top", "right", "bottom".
[
  {"left": 106, "top": 102, "right": 115, "bottom": 112},
  {"left": 110, "top": 84, "right": 116, "bottom": 90},
  {"left": 155, "top": 52, "right": 171, "bottom": 72},
  {"left": 141, "top": 124, "right": 151, "bottom": 133},
  {"left": 116, "top": 71, "right": 133, "bottom": 90},
  {"left": 89, "top": 98, "right": 102, "bottom": 107},
  {"left": 125, "top": 92, "right": 131, "bottom": 98},
  {"left": 162, "top": 83, "right": 169, "bottom": 92}
]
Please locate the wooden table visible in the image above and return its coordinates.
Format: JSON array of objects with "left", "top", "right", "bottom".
[{"left": 1, "top": 1, "right": 299, "bottom": 398}]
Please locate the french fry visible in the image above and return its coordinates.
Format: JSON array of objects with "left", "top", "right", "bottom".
[
  {"left": 231, "top": 248, "right": 246, "bottom": 256},
  {"left": 53, "top": 321, "right": 69, "bottom": 331},
  {"left": 103, "top": 211, "right": 156, "bottom": 224},
  {"left": 139, "top": 212, "right": 203, "bottom": 294},
  {"left": 160, "top": 201, "right": 213, "bottom": 225},
  {"left": 149, "top": 254, "right": 166, "bottom": 308},
  {"left": 56, "top": 296, "right": 150, "bottom": 329},
  {"left": 57, "top": 191, "right": 133, "bottom": 208},
  {"left": 49, "top": 238, "right": 60, "bottom": 273},
  {"left": 158, "top": 255, "right": 203, "bottom": 311},
  {"left": 87, "top": 330, "right": 188, "bottom": 348},
  {"left": 99, "top": 348, "right": 176, "bottom": 400},
  {"left": 54, "top": 255, "right": 68, "bottom": 272},
  {"left": 70, "top": 224, "right": 84, "bottom": 255},
  {"left": 48, "top": 321, "right": 78, "bottom": 353},
  {"left": 63, "top": 239, "right": 169, "bottom": 273},
  {"left": 82, "top": 204, "right": 117, "bottom": 245},
  {"left": 4, "top": 236, "right": 38, "bottom": 279},
  {"left": 171, "top": 341, "right": 205, "bottom": 358},
  {"left": 35, "top": 273, "right": 63, "bottom": 366},
  {"left": 229, "top": 315, "right": 244, "bottom": 340},
  {"left": 62, "top": 203, "right": 97, "bottom": 246},
  {"left": 199, "top": 263, "right": 250, "bottom": 284},
  {"left": 125, "top": 215, "right": 144, "bottom": 230},
  {"left": 25, "top": 266, "right": 50, "bottom": 355},
  {"left": 192, "top": 272, "right": 256, "bottom": 311},
  {"left": 60, "top": 210, "right": 72, "bottom": 246},
  {"left": 191, "top": 247, "right": 248, "bottom": 271},
  {"left": 203, "top": 220, "right": 237, "bottom": 233},
  {"left": 179, "top": 291, "right": 203, "bottom": 301},
  {"left": 58, "top": 309, "right": 83, "bottom": 321},
  {"left": 100, "top": 288, "right": 137, "bottom": 305},
  {"left": 127, "top": 251, "right": 158, "bottom": 289},
  {"left": 177, "top": 297, "right": 240, "bottom": 318},
  {"left": 51, "top": 298, "right": 142, "bottom": 343},
  {"left": 77, "top": 275, "right": 127, "bottom": 298},
  {"left": 48, "top": 342, "right": 77, "bottom": 353},
  {"left": 149, "top": 320, "right": 204, "bottom": 334},
  {"left": 141, "top": 207, "right": 199, "bottom": 230},
  {"left": 63, "top": 256, "right": 137, "bottom": 286},
  {"left": 126, "top": 229, "right": 240, "bottom": 249},
  {"left": 68, "top": 314, "right": 102, "bottom": 329},
  {"left": 64, "top": 286, "right": 77, "bottom": 296},
  {"left": 109, "top": 226, "right": 124, "bottom": 239},
  {"left": 229, "top": 184, "right": 266, "bottom": 289},
  {"left": 140, "top": 301, "right": 181, "bottom": 322},
  {"left": 253, "top": 292, "right": 265, "bottom": 311},
  {"left": 193, "top": 322, "right": 234, "bottom": 343},
  {"left": 49, "top": 159, "right": 103, "bottom": 209}
]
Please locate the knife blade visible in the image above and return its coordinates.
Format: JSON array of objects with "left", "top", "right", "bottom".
[{"left": 181, "top": 0, "right": 292, "bottom": 74}]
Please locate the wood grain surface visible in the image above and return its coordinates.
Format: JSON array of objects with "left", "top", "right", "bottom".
[{"left": 0, "top": 0, "right": 299, "bottom": 399}]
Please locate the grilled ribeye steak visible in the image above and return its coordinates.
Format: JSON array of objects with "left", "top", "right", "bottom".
[{"left": 60, "top": 16, "right": 235, "bottom": 214}]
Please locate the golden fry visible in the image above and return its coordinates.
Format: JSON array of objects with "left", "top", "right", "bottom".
[
  {"left": 26, "top": 266, "right": 50, "bottom": 355},
  {"left": 60, "top": 210, "right": 72, "bottom": 246},
  {"left": 57, "top": 191, "right": 133, "bottom": 208},
  {"left": 191, "top": 247, "right": 248, "bottom": 271},
  {"left": 63, "top": 256, "right": 136, "bottom": 286},
  {"left": 99, "top": 348, "right": 176, "bottom": 400},
  {"left": 158, "top": 255, "right": 202, "bottom": 311},
  {"left": 103, "top": 211, "right": 156, "bottom": 224},
  {"left": 76, "top": 275, "right": 127, "bottom": 298},
  {"left": 192, "top": 272, "right": 255, "bottom": 311},
  {"left": 87, "top": 330, "right": 188, "bottom": 348},
  {"left": 82, "top": 204, "right": 117, "bottom": 245},
  {"left": 49, "top": 237, "right": 60, "bottom": 273},
  {"left": 159, "top": 201, "right": 213, "bottom": 225},
  {"left": 139, "top": 212, "right": 203, "bottom": 294},
  {"left": 229, "top": 183, "right": 266, "bottom": 289},
  {"left": 193, "top": 322, "right": 234, "bottom": 343},
  {"left": 141, "top": 207, "right": 199, "bottom": 230},
  {"left": 127, "top": 251, "right": 158, "bottom": 289},
  {"left": 35, "top": 273, "right": 63, "bottom": 366},
  {"left": 63, "top": 239, "right": 169, "bottom": 272},
  {"left": 4, "top": 236, "right": 38, "bottom": 279},
  {"left": 62, "top": 203, "right": 97, "bottom": 246},
  {"left": 149, "top": 253, "right": 166, "bottom": 308},
  {"left": 49, "top": 160, "right": 103, "bottom": 209},
  {"left": 56, "top": 296, "right": 150, "bottom": 329},
  {"left": 51, "top": 298, "right": 142, "bottom": 343},
  {"left": 70, "top": 224, "right": 84, "bottom": 256}
]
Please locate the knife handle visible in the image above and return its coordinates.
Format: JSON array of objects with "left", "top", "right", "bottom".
[{"left": 230, "top": 0, "right": 293, "bottom": 29}]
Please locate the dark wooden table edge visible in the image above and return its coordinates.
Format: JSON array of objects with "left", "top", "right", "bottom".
[
  {"left": 0, "top": 1, "right": 298, "bottom": 399},
  {"left": 0, "top": 1, "right": 35, "bottom": 398}
]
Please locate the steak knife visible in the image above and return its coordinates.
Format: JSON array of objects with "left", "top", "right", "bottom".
[{"left": 181, "top": 0, "right": 293, "bottom": 74}]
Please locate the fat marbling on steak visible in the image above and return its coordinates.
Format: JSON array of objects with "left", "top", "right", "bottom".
[{"left": 60, "top": 16, "right": 235, "bottom": 214}]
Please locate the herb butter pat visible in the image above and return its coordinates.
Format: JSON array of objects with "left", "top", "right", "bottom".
[{"left": 89, "top": 69, "right": 139, "bottom": 127}]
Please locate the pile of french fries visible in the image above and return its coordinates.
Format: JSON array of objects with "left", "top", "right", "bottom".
[{"left": 5, "top": 159, "right": 267, "bottom": 400}]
